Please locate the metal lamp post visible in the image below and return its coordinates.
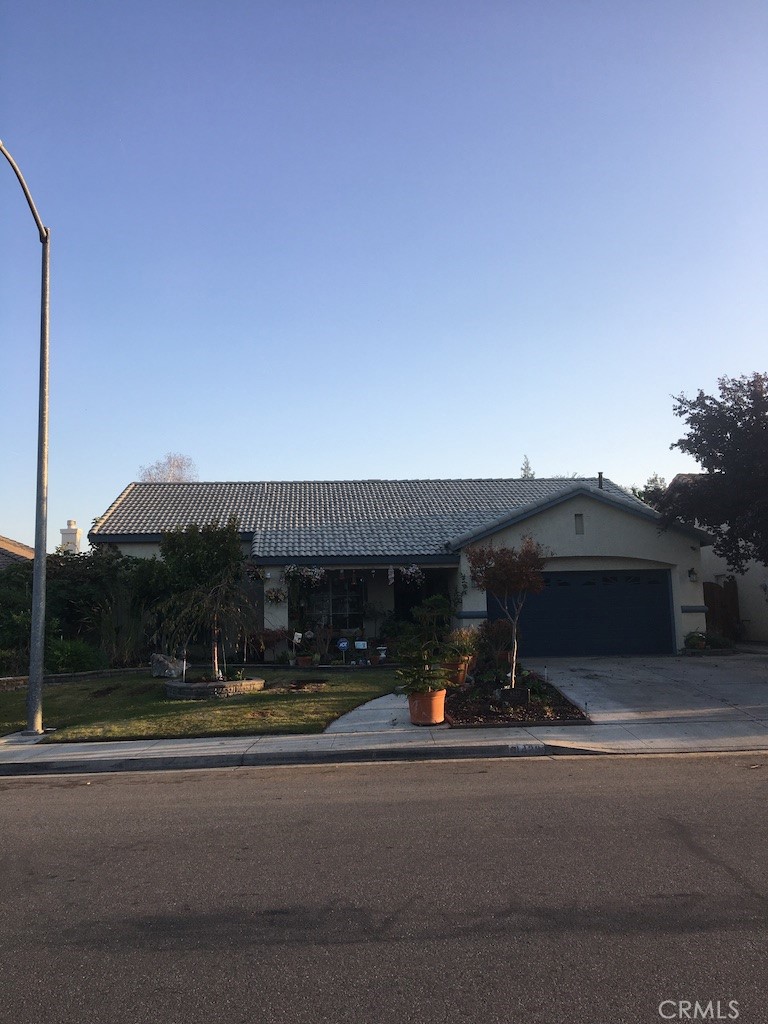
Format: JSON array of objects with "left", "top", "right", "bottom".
[{"left": 0, "top": 139, "right": 50, "bottom": 735}]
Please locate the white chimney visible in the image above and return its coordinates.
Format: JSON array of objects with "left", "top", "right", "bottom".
[{"left": 60, "top": 519, "right": 82, "bottom": 554}]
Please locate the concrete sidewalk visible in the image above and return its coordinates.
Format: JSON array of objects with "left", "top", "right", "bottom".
[{"left": 2, "top": 651, "right": 767, "bottom": 775}]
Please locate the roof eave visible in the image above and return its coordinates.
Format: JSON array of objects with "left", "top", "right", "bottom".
[{"left": 252, "top": 553, "right": 460, "bottom": 567}]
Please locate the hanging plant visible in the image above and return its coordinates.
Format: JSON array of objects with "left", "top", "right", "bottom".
[
  {"left": 283, "top": 565, "right": 326, "bottom": 585},
  {"left": 398, "top": 564, "right": 425, "bottom": 587}
]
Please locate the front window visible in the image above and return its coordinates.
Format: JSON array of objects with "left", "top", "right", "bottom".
[{"left": 306, "top": 572, "right": 368, "bottom": 631}]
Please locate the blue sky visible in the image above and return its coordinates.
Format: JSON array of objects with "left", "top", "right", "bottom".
[{"left": 2, "top": 0, "right": 766, "bottom": 550}]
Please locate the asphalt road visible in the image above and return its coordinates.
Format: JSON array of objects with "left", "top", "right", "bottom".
[{"left": 1, "top": 755, "right": 766, "bottom": 1024}]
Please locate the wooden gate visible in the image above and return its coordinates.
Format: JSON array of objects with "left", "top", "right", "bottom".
[{"left": 703, "top": 579, "right": 741, "bottom": 639}]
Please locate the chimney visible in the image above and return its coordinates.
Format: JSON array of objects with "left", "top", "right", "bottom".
[
  {"left": 597, "top": 472, "right": 603, "bottom": 489},
  {"left": 60, "top": 519, "right": 82, "bottom": 554}
]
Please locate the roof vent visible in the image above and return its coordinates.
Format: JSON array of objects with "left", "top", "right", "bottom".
[{"left": 598, "top": 472, "right": 603, "bottom": 489}]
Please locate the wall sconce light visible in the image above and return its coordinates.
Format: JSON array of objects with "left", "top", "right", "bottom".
[{"left": 688, "top": 568, "right": 698, "bottom": 582}]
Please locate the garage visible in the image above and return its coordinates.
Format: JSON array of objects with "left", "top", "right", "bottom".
[{"left": 488, "top": 569, "right": 675, "bottom": 656}]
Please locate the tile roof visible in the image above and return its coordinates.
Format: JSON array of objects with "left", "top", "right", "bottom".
[
  {"left": 89, "top": 478, "right": 651, "bottom": 561},
  {"left": 0, "top": 535, "right": 35, "bottom": 571}
]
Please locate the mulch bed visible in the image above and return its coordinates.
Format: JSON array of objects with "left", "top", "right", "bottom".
[{"left": 445, "top": 677, "right": 589, "bottom": 728}]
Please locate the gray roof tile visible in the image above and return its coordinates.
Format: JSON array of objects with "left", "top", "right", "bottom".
[
  {"left": 0, "top": 535, "right": 35, "bottom": 571},
  {"left": 89, "top": 478, "right": 648, "bottom": 560}
]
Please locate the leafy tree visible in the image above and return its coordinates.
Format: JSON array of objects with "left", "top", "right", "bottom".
[
  {"left": 0, "top": 548, "right": 168, "bottom": 670},
  {"left": 139, "top": 452, "right": 198, "bottom": 482},
  {"left": 658, "top": 373, "right": 768, "bottom": 571},
  {"left": 159, "top": 519, "right": 257, "bottom": 678},
  {"left": 465, "top": 537, "right": 547, "bottom": 686},
  {"left": 631, "top": 472, "right": 667, "bottom": 510}
]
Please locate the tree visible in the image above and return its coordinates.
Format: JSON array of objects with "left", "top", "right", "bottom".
[
  {"left": 520, "top": 455, "right": 535, "bottom": 479},
  {"left": 139, "top": 452, "right": 198, "bottom": 483},
  {"left": 657, "top": 373, "right": 768, "bottom": 571},
  {"left": 631, "top": 473, "right": 667, "bottom": 510},
  {"left": 0, "top": 547, "right": 169, "bottom": 672},
  {"left": 159, "top": 519, "right": 257, "bottom": 678},
  {"left": 465, "top": 537, "right": 547, "bottom": 686}
]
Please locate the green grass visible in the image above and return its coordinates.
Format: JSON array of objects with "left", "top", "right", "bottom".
[{"left": 0, "top": 668, "right": 398, "bottom": 743}]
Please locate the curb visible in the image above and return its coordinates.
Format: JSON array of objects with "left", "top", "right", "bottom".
[{"left": 0, "top": 740, "right": 548, "bottom": 777}]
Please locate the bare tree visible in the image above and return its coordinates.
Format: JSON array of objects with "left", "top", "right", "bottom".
[
  {"left": 138, "top": 453, "right": 198, "bottom": 483},
  {"left": 520, "top": 455, "right": 535, "bottom": 479}
]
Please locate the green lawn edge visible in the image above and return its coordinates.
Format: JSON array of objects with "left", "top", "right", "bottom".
[{"left": 0, "top": 668, "right": 398, "bottom": 743}]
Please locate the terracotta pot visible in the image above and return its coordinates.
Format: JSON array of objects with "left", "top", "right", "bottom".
[
  {"left": 442, "top": 654, "right": 475, "bottom": 687},
  {"left": 408, "top": 689, "right": 447, "bottom": 726}
]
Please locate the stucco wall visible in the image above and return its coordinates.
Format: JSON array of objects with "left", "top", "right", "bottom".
[
  {"left": 457, "top": 495, "right": 707, "bottom": 649},
  {"left": 109, "top": 541, "right": 253, "bottom": 561},
  {"left": 111, "top": 542, "right": 163, "bottom": 559},
  {"left": 700, "top": 550, "right": 768, "bottom": 642}
]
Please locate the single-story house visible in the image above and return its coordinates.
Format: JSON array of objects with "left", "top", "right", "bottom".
[{"left": 88, "top": 477, "right": 710, "bottom": 656}]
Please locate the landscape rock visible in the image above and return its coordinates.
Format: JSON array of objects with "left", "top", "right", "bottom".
[{"left": 151, "top": 653, "right": 185, "bottom": 679}]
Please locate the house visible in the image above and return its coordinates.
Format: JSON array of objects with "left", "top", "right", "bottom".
[
  {"left": 0, "top": 535, "right": 34, "bottom": 572},
  {"left": 88, "top": 477, "right": 710, "bottom": 656}
]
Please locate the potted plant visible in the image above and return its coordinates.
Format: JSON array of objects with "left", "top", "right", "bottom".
[
  {"left": 396, "top": 647, "right": 451, "bottom": 725},
  {"left": 442, "top": 627, "right": 478, "bottom": 688}
]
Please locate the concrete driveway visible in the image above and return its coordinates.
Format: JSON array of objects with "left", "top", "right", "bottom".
[{"left": 524, "top": 648, "right": 768, "bottom": 752}]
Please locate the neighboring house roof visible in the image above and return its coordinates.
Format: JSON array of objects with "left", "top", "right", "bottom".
[
  {"left": 88, "top": 477, "right": 671, "bottom": 562},
  {"left": 0, "top": 534, "right": 35, "bottom": 572}
]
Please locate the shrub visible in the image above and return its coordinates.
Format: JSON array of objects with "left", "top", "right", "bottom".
[
  {"left": 46, "top": 639, "right": 108, "bottom": 674},
  {"left": 477, "top": 619, "right": 517, "bottom": 676},
  {"left": 0, "top": 649, "right": 26, "bottom": 676},
  {"left": 704, "top": 631, "right": 734, "bottom": 649},
  {"left": 684, "top": 631, "right": 707, "bottom": 650}
]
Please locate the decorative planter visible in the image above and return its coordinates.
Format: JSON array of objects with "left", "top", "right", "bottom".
[
  {"left": 165, "top": 678, "right": 266, "bottom": 700},
  {"left": 407, "top": 688, "right": 447, "bottom": 726},
  {"left": 296, "top": 656, "right": 313, "bottom": 668},
  {"left": 442, "top": 654, "right": 476, "bottom": 688}
]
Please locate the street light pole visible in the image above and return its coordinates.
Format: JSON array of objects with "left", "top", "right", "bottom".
[{"left": 0, "top": 139, "right": 50, "bottom": 735}]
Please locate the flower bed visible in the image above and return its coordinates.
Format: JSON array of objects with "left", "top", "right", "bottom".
[{"left": 445, "top": 673, "right": 589, "bottom": 728}]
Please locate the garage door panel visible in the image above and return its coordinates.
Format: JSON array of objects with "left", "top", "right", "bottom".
[{"left": 488, "top": 569, "right": 674, "bottom": 656}]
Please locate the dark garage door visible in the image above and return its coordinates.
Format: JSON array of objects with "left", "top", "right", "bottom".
[{"left": 488, "top": 569, "right": 675, "bottom": 656}]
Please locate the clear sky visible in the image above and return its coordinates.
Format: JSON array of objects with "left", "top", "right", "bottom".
[{"left": 2, "top": 0, "right": 766, "bottom": 550}]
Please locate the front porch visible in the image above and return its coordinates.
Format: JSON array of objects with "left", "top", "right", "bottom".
[{"left": 258, "top": 562, "right": 461, "bottom": 651}]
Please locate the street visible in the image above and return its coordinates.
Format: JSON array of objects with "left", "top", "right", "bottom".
[{"left": 1, "top": 755, "right": 766, "bottom": 1024}]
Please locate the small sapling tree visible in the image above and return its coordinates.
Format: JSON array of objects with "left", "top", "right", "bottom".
[{"left": 465, "top": 537, "right": 547, "bottom": 686}]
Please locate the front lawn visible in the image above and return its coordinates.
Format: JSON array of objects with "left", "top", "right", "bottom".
[{"left": 0, "top": 668, "right": 397, "bottom": 742}]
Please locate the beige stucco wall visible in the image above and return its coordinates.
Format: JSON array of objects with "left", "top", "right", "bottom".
[
  {"left": 109, "top": 541, "right": 253, "bottom": 561},
  {"left": 700, "top": 550, "right": 768, "bottom": 642},
  {"left": 457, "top": 495, "right": 707, "bottom": 649},
  {"left": 111, "top": 542, "right": 163, "bottom": 559}
]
